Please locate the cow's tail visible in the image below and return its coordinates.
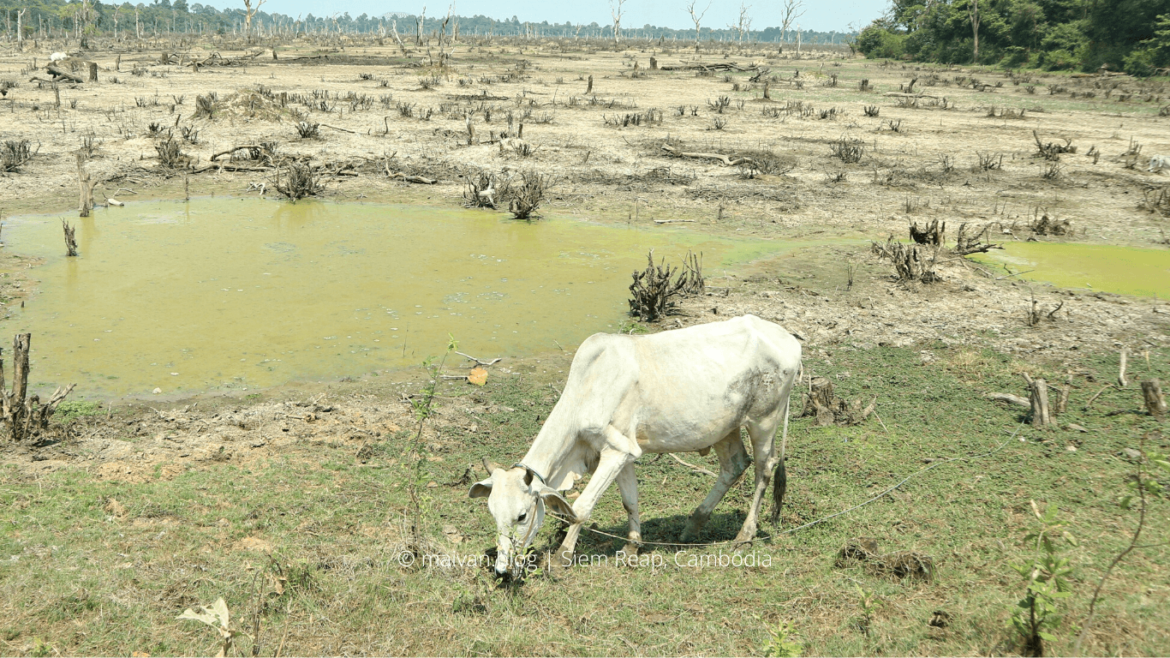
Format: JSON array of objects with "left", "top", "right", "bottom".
[{"left": 770, "top": 391, "right": 791, "bottom": 525}]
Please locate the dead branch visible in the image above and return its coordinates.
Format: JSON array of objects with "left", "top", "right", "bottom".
[
  {"left": 986, "top": 392, "right": 1030, "bottom": 408},
  {"left": 661, "top": 143, "right": 752, "bottom": 167},
  {"left": 670, "top": 453, "right": 716, "bottom": 476}
]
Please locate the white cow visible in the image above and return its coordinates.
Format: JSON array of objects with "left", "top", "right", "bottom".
[
  {"left": 49, "top": 52, "right": 68, "bottom": 62},
  {"left": 1149, "top": 155, "right": 1170, "bottom": 173},
  {"left": 470, "top": 314, "right": 801, "bottom": 576}
]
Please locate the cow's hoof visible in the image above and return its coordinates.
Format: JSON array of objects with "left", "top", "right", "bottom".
[
  {"left": 557, "top": 548, "right": 576, "bottom": 568},
  {"left": 732, "top": 528, "right": 757, "bottom": 552}
]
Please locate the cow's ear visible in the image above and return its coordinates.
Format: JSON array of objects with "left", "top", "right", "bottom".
[
  {"left": 469, "top": 478, "right": 493, "bottom": 499},
  {"left": 540, "top": 488, "right": 577, "bottom": 523}
]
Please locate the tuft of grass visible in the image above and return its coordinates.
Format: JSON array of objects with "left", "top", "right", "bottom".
[{"left": 54, "top": 401, "right": 103, "bottom": 424}]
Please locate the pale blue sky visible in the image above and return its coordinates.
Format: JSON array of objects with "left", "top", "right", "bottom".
[{"left": 196, "top": 0, "right": 885, "bottom": 33}]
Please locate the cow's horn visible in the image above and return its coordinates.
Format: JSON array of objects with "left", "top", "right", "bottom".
[{"left": 481, "top": 456, "right": 504, "bottom": 474}]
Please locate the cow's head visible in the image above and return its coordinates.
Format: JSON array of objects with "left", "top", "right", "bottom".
[{"left": 469, "top": 459, "right": 576, "bottom": 577}]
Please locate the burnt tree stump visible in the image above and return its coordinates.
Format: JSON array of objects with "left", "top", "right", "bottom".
[
  {"left": 1, "top": 333, "right": 75, "bottom": 442},
  {"left": 62, "top": 220, "right": 78, "bottom": 257},
  {"left": 909, "top": 219, "right": 945, "bottom": 246}
]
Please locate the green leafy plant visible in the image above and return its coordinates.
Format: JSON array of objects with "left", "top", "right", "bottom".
[
  {"left": 404, "top": 334, "right": 458, "bottom": 561},
  {"left": 1009, "top": 500, "right": 1075, "bottom": 657},
  {"left": 1074, "top": 436, "right": 1170, "bottom": 654},
  {"left": 855, "top": 585, "right": 879, "bottom": 637},
  {"left": 763, "top": 620, "right": 802, "bottom": 657},
  {"left": 177, "top": 597, "right": 248, "bottom": 657}
]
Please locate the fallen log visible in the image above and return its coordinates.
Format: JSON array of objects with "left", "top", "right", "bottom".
[
  {"left": 210, "top": 145, "right": 263, "bottom": 161},
  {"left": 661, "top": 143, "right": 752, "bottom": 167},
  {"left": 387, "top": 171, "right": 437, "bottom": 184},
  {"left": 46, "top": 66, "right": 83, "bottom": 83}
]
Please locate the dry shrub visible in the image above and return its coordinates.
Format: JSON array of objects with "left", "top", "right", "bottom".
[
  {"left": 463, "top": 169, "right": 512, "bottom": 209},
  {"left": 508, "top": 171, "right": 552, "bottom": 220},
  {"left": 872, "top": 237, "right": 941, "bottom": 283},
  {"left": 1033, "top": 130, "right": 1075, "bottom": 160},
  {"left": 628, "top": 250, "right": 703, "bottom": 322},
  {"left": 155, "top": 137, "right": 188, "bottom": 169},
  {"left": 1030, "top": 214, "right": 1071, "bottom": 236},
  {"left": 738, "top": 152, "right": 798, "bottom": 179},
  {"left": 830, "top": 136, "right": 865, "bottom": 164},
  {"left": 295, "top": 121, "right": 320, "bottom": 139},
  {"left": 194, "top": 93, "right": 217, "bottom": 119},
  {"left": 1141, "top": 186, "right": 1170, "bottom": 216},
  {"left": 1, "top": 139, "right": 35, "bottom": 172},
  {"left": 275, "top": 161, "right": 324, "bottom": 201}
]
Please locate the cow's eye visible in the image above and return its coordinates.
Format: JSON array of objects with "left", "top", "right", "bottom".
[{"left": 517, "top": 512, "right": 527, "bottom": 523}]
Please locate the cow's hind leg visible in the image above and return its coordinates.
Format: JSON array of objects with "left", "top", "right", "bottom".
[
  {"left": 736, "top": 410, "right": 785, "bottom": 547},
  {"left": 616, "top": 462, "right": 642, "bottom": 555},
  {"left": 680, "top": 429, "right": 750, "bottom": 542}
]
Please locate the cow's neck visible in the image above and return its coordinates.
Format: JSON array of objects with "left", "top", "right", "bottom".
[{"left": 519, "top": 414, "right": 577, "bottom": 487}]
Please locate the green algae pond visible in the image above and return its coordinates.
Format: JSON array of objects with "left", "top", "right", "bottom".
[
  {"left": 973, "top": 241, "right": 1170, "bottom": 299},
  {"left": 3, "top": 198, "right": 811, "bottom": 397}
]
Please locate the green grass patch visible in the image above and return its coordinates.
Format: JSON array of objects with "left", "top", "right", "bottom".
[{"left": 0, "top": 345, "right": 1167, "bottom": 655}]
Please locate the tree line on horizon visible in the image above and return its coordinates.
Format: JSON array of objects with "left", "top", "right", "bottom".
[
  {"left": 856, "top": 0, "right": 1169, "bottom": 76},
  {"left": 0, "top": 0, "right": 854, "bottom": 46}
]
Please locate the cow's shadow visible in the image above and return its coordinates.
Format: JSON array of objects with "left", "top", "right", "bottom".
[{"left": 550, "top": 509, "right": 775, "bottom": 557}]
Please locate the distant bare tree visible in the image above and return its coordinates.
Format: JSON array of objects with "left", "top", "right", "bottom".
[
  {"left": 730, "top": 2, "right": 752, "bottom": 42},
  {"left": 968, "top": 0, "right": 981, "bottom": 61},
  {"left": 780, "top": 0, "right": 804, "bottom": 45},
  {"left": 685, "top": 0, "right": 709, "bottom": 50},
  {"left": 610, "top": 0, "right": 626, "bottom": 43},
  {"left": 242, "top": 0, "right": 265, "bottom": 41}
]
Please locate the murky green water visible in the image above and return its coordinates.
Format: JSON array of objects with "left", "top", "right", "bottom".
[
  {"left": 4, "top": 199, "right": 797, "bottom": 397},
  {"left": 974, "top": 242, "right": 1170, "bottom": 299}
]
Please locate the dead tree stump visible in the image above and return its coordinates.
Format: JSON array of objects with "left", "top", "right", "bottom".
[
  {"left": 650, "top": 56, "right": 658, "bottom": 70},
  {"left": 87, "top": 62, "right": 98, "bottom": 82},
  {"left": 801, "top": 378, "right": 876, "bottom": 426},
  {"left": 1024, "top": 374, "right": 1054, "bottom": 427},
  {"left": 1142, "top": 379, "right": 1167, "bottom": 417},
  {"left": 586, "top": 74, "right": 593, "bottom": 95},
  {"left": 1, "top": 333, "right": 75, "bottom": 442},
  {"left": 804, "top": 377, "right": 837, "bottom": 426},
  {"left": 76, "top": 153, "right": 98, "bottom": 217},
  {"left": 62, "top": 220, "right": 78, "bottom": 257}
]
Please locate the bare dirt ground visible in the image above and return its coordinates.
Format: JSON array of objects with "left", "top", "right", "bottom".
[{"left": 2, "top": 34, "right": 1170, "bottom": 657}]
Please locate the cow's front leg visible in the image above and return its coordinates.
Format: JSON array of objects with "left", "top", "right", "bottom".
[
  {"left": 553, "top": 445, "right": 635, "bottom": 567},
  {"left": 615, "top": 461, "right": 641, "bottom": 555}
]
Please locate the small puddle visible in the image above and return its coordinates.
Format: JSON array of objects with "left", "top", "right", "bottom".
[
  {"left": 4, "top": 199, "right": 816, "bottom": 397},
  {"left": 973, "top": 242, "right": 1170, "bottom": 299}
]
